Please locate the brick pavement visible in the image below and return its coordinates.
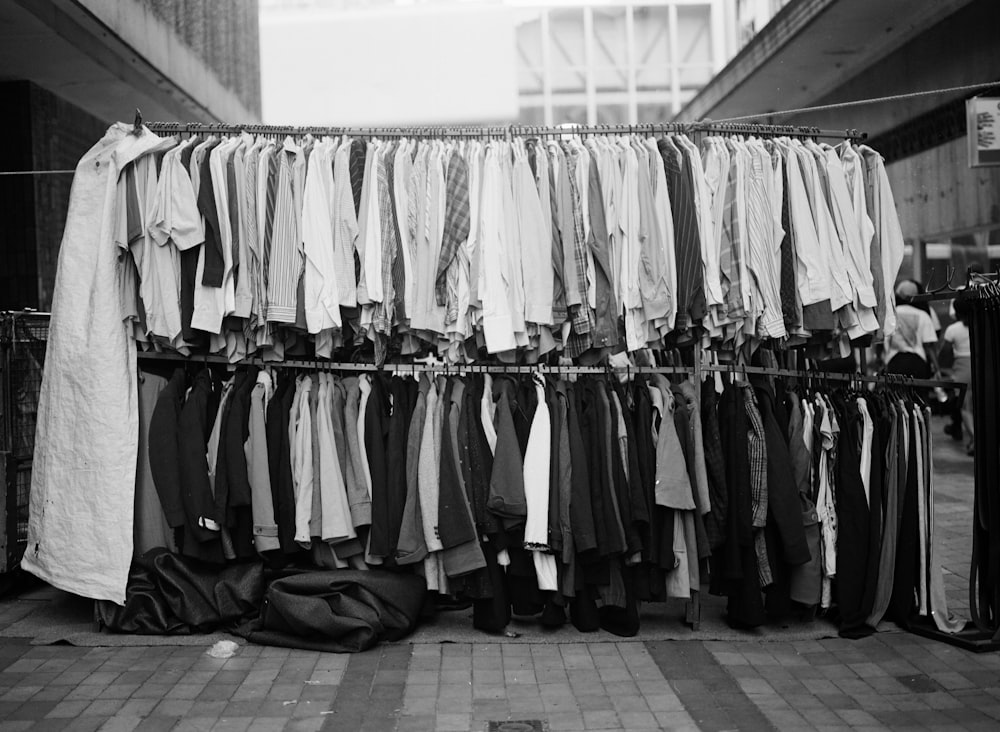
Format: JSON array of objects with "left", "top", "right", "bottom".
[{"left": 0, "top": 415, "right": 994, "bottom": 732}]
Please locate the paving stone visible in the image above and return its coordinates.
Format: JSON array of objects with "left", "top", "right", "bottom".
[
  {"left": 96, "top": 717, "right": 143, "bottom": 732},
  {"left": 394, "top": 715, "right": 437, "bottom": 732},
  {"left": 433, "top": 713, "right": 471, "bottom": 731}
]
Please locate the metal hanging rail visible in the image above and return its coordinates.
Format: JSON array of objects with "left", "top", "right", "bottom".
[
  {"left": 700, "top": 362, "right": 966, "bottom": 402},
  {"left": 144, "top": 120, "right": 866, "bottom": 143},
  {"left": 135, "top": 351, "right": 693, "bottom": 376}
]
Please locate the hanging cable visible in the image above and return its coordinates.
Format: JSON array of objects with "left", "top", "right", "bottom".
[
  {"left": 698, "top": 80, "right": 1000, "bottom": 124},
  {"left": 0, "top": 170, "right": 76, "bottom": 176}
]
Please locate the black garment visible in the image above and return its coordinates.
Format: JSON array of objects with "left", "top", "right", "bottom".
[
  {"left": 196, "top": 141, "right": 224, "bottom": 288},
  {"left": 861, "top": 396, "right": 886, "bottom": 624},
  {"left": 366, "top": 375, "right": 394, "bottom": 561},
  {"left": 385, "top": 143, "right": 407, "bottom": 325},
  {"left": 607, "top": 390, "right": 639, "bottom": 556},
  {"left": 570, "top": 586, "right": 601, "bottom": 632},
  {"left": 889, "top": 404, "right": 920, "bottom": 627},
  {"left": 349, "top": 139, "right": 366, "bottom": 217},
  {"left": 487, "top": 380, "right": 528, "bottom": 527},
  {"left": 657, "top": 137, "right": 705, "bottom": 329},
  {"left": 148, "top": 369, "right": 188, "bottom": 530},
  {"left": 778, "top": 161, "right": 799, "bottom": 330},
  {"left": 833, "top": 396, "right": 876, "bottom": 638},
  {"left": 886, "top": 353, "right": 933, "bottom": 380},
  {"left": 617, "top": 385, "right": 649, "bottom": 555},
  {"left": 217, "top": 370, "right": 258, "bottom": 560},
  {"left": 176, "top": 369, "right": 224, "bottom": 564},
  {"left": 437, "top": 379, "right": 479, "bottom": 551},
  {"left": 581, "top": 380, "right": 625, "bottom": 558},
  {"left": 238, "top": 570, "right": 426, "bottom": 653},
  {"left": 702, "top": 385, "right": 728, "bottom": 550},
  {"left": 96, "top": 549, "right": 263, "bottom": 635},
  {"left": 545, "top": 381, "right": 562, "bottom": 555},
  {"left": 226, "top": 155, "right": 241, "bottom": 284},
  {"left": 713, "top": 382, "right": 765, "bottom": 629},
  {"left": 566, "top": 384, "right": 597, "bottom": 555},
  {"left": 179, "top": 247, "right": 201, "bottom": 343},
  {"left": 266, "top": 373, "right": 298, "bottom": 555},
  {"left": 507, "top": 552, "right": 545, "bottom": 616},
  {"left": 631, "top": 382, "right": 657, "bottom": 561},
  {"left": 473, "top": 539, "right": 511, "bottom": 633},
  {"left": 754, "top": 382, "right": 811, "bottom": 621},
  {"left": 755, "top": 383, "right": 811, "bottom": 567},
  {"left": 598, "top": 564, "right": 640, "bottom": 638},
  {"left": 460, "top": 378, "right": 501, "bottom": 540}
]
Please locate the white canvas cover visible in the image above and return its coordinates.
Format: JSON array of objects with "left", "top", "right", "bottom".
[{"left": 22, "top": 124, "right": 169, "bottom": 604}]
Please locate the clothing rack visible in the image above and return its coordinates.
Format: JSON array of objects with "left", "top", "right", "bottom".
[
  {"left": 904, "top": 268, "right": 1000, "bottom": 305},
  {"left": 135, "top": 351, "right": 693, "bottom": 376},
  {"left": 143, "top": 120, "right": 866, "bottom": 143},
  {"left": 700, "top": 362, "right": 964, "bottom": 394}
]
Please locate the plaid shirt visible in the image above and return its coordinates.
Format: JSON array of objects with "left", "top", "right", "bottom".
[
  {"left": 564, "top": 143, "right": 593, "bottom": 358},
  {"left": 436, "top": 149, "right": 471, "bottom": 307},
  {"left": 372, "top": 145, "right": 399, "bottom": 365},
  {"left": 743, "top": 385, "right": 772, "bottom": 587}
]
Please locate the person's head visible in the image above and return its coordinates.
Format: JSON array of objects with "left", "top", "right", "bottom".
[
  {"left": 894, "top": 279, "right": 920, "bottom": 305},
  {"left": 953, "top": 297, "right": 973, "bottom": 327}
]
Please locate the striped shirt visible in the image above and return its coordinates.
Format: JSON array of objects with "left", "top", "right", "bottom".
[
  {"left": 266, "top": 144, "right": 300, "bottom": 323},
  {"left": 745, "top": 140, "right": 786, "bottom": 338}
]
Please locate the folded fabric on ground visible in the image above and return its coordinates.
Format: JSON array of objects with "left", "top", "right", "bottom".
[
  {"left": 95, "top": 549, "right": 264, "bottom": 634},
  {"left": 234, "top": 570, "right": 426, "bottom": 653}
]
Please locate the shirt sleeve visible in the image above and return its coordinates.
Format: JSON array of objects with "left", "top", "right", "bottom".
[
  {"left": 168, "top": 156, "right": 206, "bottom": 251},
  {"left": 920, "top": 312, "right": 938, "bottom": 343}
]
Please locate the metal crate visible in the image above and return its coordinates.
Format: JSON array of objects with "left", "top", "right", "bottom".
[{"left": 1, "top": 311, "right": 49, "bottom": 573}]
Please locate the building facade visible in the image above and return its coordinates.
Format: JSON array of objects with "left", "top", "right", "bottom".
[
  {"left": 512, "top": 0, "right": 734, "bottom": 126},
  {"left": 676, "top": 0, "right": 1000, "bottom": 309},
  {"left": 0, "top": 0, "right": 262, "bottom": 310},
  {"left": 259, "top": 0, "right": 739, "bottom": 127}
]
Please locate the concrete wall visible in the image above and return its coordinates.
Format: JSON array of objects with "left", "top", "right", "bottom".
[
  {"left": 776, "top": 0, "right": 1000, "bottom": 253},
  {"left": 0, "top": 81, "right": 107, "bottom": 311},
  {"left": 0, "top": 82, "right": 107, "bottom": 310},
  {"left": 2, "top": 0, "right": 261, "bottom": 124},
  {"left": 136, "top": 0, "right": 262, "bottom": 117},
  {"left": 887, "top": 136, "right": 1000, "bottom": 242},
  {"left": 782, "top": 0, "right": 1000, "bottom": 139}
]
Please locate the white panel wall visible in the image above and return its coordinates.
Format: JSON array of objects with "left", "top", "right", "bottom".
[{"left": 260, "top": 5, "right": 519, "bottom": 126}]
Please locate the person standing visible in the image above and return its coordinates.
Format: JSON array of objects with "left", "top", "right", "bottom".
[
  {"left": 943, "top": 298, "right": 975, "bottom": 455},
  {"left": 883, "top": 280, "right": 940, "bottom": 379}
]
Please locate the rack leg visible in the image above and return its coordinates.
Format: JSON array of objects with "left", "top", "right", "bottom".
[{"left": 685, "top": 591, "right": 701, "bottom": 630}]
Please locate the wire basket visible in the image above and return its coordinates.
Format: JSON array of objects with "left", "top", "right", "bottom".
[{"left": 1, "top": 311, "right": 50, "bottom": 573}]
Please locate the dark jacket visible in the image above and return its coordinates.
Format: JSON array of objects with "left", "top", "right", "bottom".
[
  {"left": 267, "top": 372, "right": 298, "bottom": 555},
  {"left": 365, "top": 374, "right": 393, "bottom": 560},
  {"left": 196, "top": 141, "right": 224, "bottom": 288},
  {"left": 148, "top": 368, "right": 187, "bottom": 529},
  {"left": 566, "top": 384, "right": 596, "bottom": 555},
  {"left": 176, "top": 369, "right": 224, "bottom": 563},
  {"left": 487, "top": 381, "right": 528, "bottom": 525}
]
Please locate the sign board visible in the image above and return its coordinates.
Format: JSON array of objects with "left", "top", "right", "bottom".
[{"left": 968, "top": 97, "right": 1000, "bottom": 167}]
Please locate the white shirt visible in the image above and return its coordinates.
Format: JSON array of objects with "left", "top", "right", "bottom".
[
  {"left": 148, "top": 140, "right": 204, "bottom": 345},
  {"left": 332, "top": 139, "right": 360, "bottom": 307},
  {"left": 301, "top": 137, "right": 342, "bottom": 334},
  {"left": 943, "top": 321, "right": 971, "bottom": 359},
  {"left": 479, "top": 144, "right": 517, "bottom": 353},
  {"left": 860, "top": 146, "right": 905, "bottom": 336},
  {"left": 885, "top": 304, "right": 937, "bottom": 363},
  {"left": 780, "top": 139, "right": 831, "bottom": 308},
  {"left": 514, "top": 141, "right": 553, "bottom": 325}
]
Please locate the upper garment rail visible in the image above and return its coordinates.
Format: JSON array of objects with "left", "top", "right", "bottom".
[{"left": 144, "top": 121, "right": 867, "bottom": 143}]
